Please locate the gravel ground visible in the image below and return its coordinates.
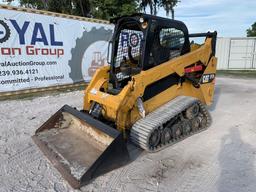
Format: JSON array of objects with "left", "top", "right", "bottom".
[{"left": 1, "top": 76, "right": 256, "bottom": 192}]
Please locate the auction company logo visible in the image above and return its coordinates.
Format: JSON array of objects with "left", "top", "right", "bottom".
[
  {"left": 0, "top": 20, "right": 11, "bottom": 43},
  {"left": 0, "top": 19, "right": 64, "bottom": 57}
]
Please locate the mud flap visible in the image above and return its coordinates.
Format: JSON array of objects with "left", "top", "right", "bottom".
[{"left": 32, "top": 105, "right": 129, "bottom": 189}]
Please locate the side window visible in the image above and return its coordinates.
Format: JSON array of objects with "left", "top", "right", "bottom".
[{"left": 159, "top": 28, "right": 185, "bottom": 58}]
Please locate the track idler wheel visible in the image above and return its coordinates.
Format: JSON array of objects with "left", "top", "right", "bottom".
[
  {"left": 149, "top": 129, "right": 161, "bottom": 149},
  {"left": 161, "top": 127, "right": 172, "bottom": 144},
  {"left": 182, "top": 119, "right": 191, "bottom": 135},
  {"left": 200, "top": 115, "right": 208, "bottom": 128},
  {"left": 191, "top": 117, "right": 200, "bottom": 131},
  {"left": 185, "top": 103, "right": 199, "bottom": 119},
  {"left": 171, "top": 123, "right": 182, "bottom": 140}
]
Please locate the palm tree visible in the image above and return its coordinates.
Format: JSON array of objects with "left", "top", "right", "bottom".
[
  {"left": 160, "top": 0, "right": 179, "bottom": 19},
  {"left": 140, "top": 0, "right": 158, "bottom": 15},
  {"left": 140, "top": 0, "right": 179, "bottom": 19}
]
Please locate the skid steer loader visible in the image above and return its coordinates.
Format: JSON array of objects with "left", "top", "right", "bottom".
[{"left": 32, "top": 13, "right": 217, "bottom": 188}]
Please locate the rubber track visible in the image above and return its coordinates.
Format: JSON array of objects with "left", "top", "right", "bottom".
[{"left": 130, "top": 96, "right": 212, "bottom": 152}]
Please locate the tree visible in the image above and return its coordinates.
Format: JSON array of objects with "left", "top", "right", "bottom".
[
  {"left": 17, "top": 0, "right": 91, "bottom": 17},
  {"left": 6, "top": 0, "right": 179, "bottom": 20},
  {"left": 140, "top": 0, "right": 157, "bottom": 15},
  {"left": 159, "top": 0, "right": 179, "bottom": 19},
  {"left": 6, "top": 0, "right": 137, "bottom": 20},
  {"left": 18, "top": 0, "right": 46, "bottom": 9},
  {"left": 140, "top": 0, "right": 179, "bottom": 19},
  {"left": 90, "top": 0, "right": 138, "bottom": 20},
  {"left": 247, "top": 22, "right": 256, "bottom": 37}
]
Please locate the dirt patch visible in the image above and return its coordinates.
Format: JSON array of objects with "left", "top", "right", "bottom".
[{"left": 150, "top": 159, "right": 175, "bottom": 183}]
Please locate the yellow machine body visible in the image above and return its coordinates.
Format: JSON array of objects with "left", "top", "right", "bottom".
[
  {"left": 83, "top": 37, "right": 217, "bottom": 133},
  {"left": 33, "top": 13, "right": 217, "bottom": 188}
]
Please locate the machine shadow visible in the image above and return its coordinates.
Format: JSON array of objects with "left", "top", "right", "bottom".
[
  {"left": 217, "top": 127, "right": 256, "bottom": 192},
  {"left": 79, "top": 141, "right": 144, "bottom": 191},
  {"left": 209, "top": 85, "right": 221, "bottom": 112},
  {"left": 126, "top": 141, "right": 145, "bottom": 162}
]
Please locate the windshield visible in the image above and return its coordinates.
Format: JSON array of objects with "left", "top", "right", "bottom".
[
  {"left": 109, "top": 21, "right": 145, "bottom": 90},
  {"left": 113, "top": 28, "right": 144, "bottom": 67}
]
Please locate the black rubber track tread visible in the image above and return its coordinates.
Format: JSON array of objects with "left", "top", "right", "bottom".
[{"left": 130, "top": 96, "right": 212, "bottom": 152}]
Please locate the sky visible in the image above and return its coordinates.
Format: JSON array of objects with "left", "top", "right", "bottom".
[
  {"left": 0, "top": 0, "right": 255, "bottom": 37},
  {"left": 159, "top": 0, "right": 256, "bottom": 37}
]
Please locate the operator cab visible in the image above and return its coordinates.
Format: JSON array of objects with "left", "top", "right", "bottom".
[{"left": 108, "top": 14, "right": 190, "bottom": 94}]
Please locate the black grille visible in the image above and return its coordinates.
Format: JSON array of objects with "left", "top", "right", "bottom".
[{"left": 114, "top": 29, "right": 144, "bottom": 67}]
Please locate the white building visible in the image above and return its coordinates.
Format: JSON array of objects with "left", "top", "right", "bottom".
[{"left": 216, "top": 37, "right": 256, "bottom": 70}]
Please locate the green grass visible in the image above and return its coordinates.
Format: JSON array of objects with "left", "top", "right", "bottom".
[{"left": 217, "top": 70, "right": 256, "bottom": 79}]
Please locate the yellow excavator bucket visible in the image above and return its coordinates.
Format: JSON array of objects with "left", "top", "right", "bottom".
[{"left": 32, "top": 105, "right": 129, "bottom": 188}]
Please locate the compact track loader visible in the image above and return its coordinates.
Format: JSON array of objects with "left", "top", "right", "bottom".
[{"left": 33, "top": 14, "right": 217, "bottom": 188}]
